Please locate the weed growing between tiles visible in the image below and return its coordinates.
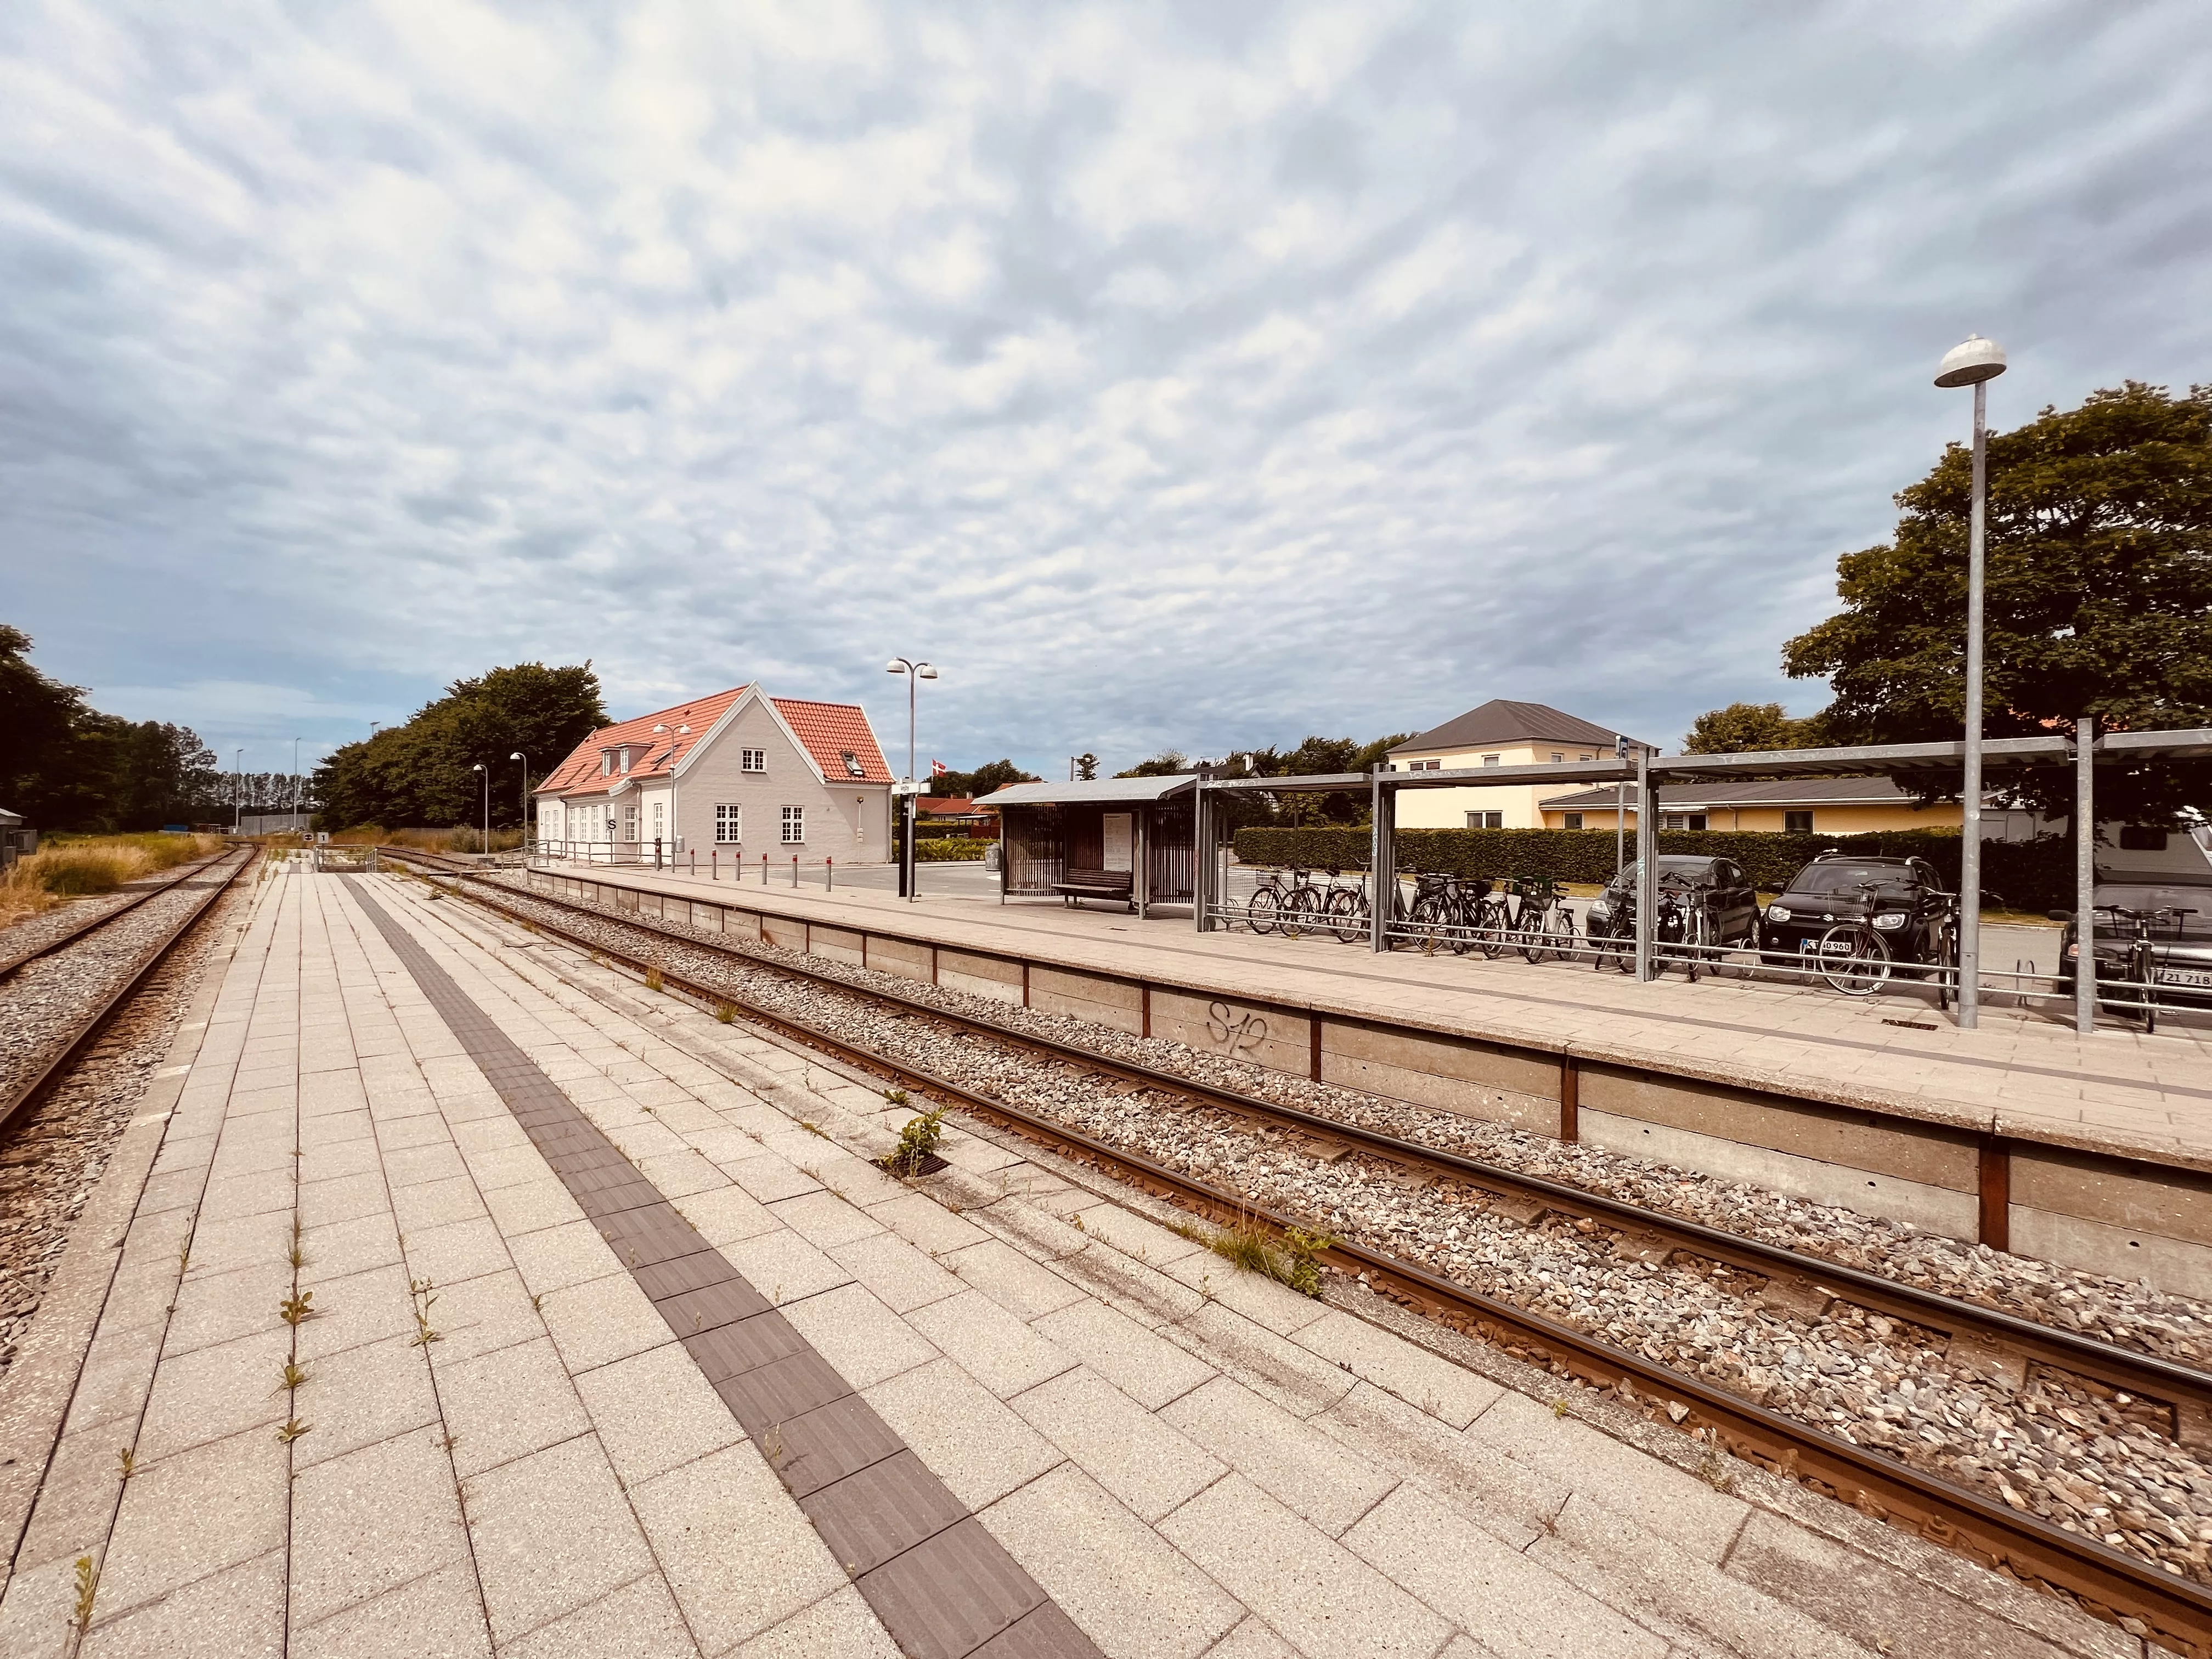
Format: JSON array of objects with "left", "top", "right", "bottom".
[
  {"left": 1177, "top": 1212, "right": 1336, "bottom": 1298},
  {"left": 880, "top": 1103, "right": 950, "bottom": 1178}
]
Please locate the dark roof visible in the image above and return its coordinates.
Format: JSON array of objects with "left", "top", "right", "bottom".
[
  {"left": 1541, "top": 776, "right": 1936, "bottom": 810},
  {"left": 1391, "top": 700, "right": 1643, "bottom": 756}
]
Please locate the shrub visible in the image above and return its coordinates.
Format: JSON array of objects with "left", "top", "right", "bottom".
[
  {"left": 915, "top": 837, "right": 988, "bottom": 862},
  {"left": 1231, "top": 826, "right": 2076, "bottom": 911},
  {"left": 0, "top": 832, "right": 223, "bottom": 927}
]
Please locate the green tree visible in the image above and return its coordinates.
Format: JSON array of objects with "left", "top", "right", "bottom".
[
  {"left": 1116, "top": 750, "right": 1189, "bottom": 777},
  {"left": 1682, "top": 702, "right": 1825, "bottom": 754},
  {"left": 927, "top": 758, "right": 1038, "bottom": 799},
  {"left": 317, "top": 661, "right": 607, "bottom": 830},
  {"left": 1784, "top": 382, "right": 2212, "bottom": 823}
]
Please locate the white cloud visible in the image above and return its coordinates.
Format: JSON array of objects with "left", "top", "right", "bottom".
[{"left": 1, "top": 0, "right": 2208, "bottom": 777}]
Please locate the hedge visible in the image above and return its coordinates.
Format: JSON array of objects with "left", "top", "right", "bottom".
[
  {"left": 915, "top": 837, "right": 989, "bottom": 862},
  {"left": 1231, "top": 826, "right": 2076, "bottom": 911}
]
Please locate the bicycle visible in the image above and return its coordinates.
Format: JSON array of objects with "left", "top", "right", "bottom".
[
  {"left": 1508, "top": 876, "right": 1577, "bottom": 964},
  {"left": 1812, "top": 879, "right": 1912, "bottom": 996},
  {"left": 1245, "top": 867, "right": 1328, "bottom": 938},
  {"left": 2093, "top": 905, "right": 2197, "bottom": 1034},
  {"left": 1318, "top": 868, "right": 1372, "bottom": 945},
  {"left": 1403, "top": 873, "right": 1489, "bottom": 955}
]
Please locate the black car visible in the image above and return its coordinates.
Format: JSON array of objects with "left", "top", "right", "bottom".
[
  {"left": 2055, "top": 880, "right": 2212, "bottom": 1014},
  {"left": 1583, "top": 855, "right": 1760, "bottom": 945},
  {"left": 1760, "top": 854, "right": 1951, "bottom": 965}
]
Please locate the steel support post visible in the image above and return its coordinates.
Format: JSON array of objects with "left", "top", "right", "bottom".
[
  {"left": 1371, "top": 774, "right": 1396, "bottom": 953},
  {"left": 1958, "top": 378, "right": 1990, "bottom": 1028},
  {"left": 1194, "top": 778, "right": 1212, "bottom": 932},
  {"left": 2075, "top": 716, "right": 2096, "bottom": 1035},
  {"left": 1635, "top": 747, "right": 1657, "bottom": 981}
]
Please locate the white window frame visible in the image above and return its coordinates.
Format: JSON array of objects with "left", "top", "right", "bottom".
[
  {"left": 1785, "top": 811, "right": 1813, "bottom": 834},
  {"left": 1465, "top": 811, "right": 1503, "bottom": 829},
  {"left": 1481, "top": 755, "right": 1501, "bottom": 767},
  {"left": 715, "top": 804, "right": 743, "bottom": 843},
  {"left": 1562, "top": 812, "right": 1584, "bottom": 830},
  {"left": 742, "top": 748, "right": 767, "bottom": 774},
  {"left": 781, "top": 805, "right": 805, "bottom": 845}
]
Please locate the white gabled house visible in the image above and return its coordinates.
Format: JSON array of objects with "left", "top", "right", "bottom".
[{"left": 534, "top": 684, "right": 895, "bottom": 864}]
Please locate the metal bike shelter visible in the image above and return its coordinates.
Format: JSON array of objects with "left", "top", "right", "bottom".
[{"left": 1193, "top": 727, "right": 2212, "bottom": 1034}]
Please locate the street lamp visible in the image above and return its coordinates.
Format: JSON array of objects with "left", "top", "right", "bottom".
[
  {"left": 885, "top": 658, "right": 938, "bottom": 901},
  {"left": 291, "top": 737, "right": 302, "bottom": 830},
  {"left": 234, "top": 748, "right": 245, "bottom": 833},
  {"left": 472, "top": 763, "right": 489, "bottom": 857},
  {"left": 1934, "top": 333, "right": 2007, "bottom": 1030},
  {"left": 510, "top": 753, "right": 529, "bottom": 857}
]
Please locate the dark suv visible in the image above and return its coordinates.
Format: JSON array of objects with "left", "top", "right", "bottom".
[
  {"left": 2055, "top": 881, "right": 2212, "bottom": 1015},
  {"left": 1584, "top": 855, "right": 1760, "bottom": 945},
  {"left": 1760, "top": 854, "right": 1951, "bottom": 965}
]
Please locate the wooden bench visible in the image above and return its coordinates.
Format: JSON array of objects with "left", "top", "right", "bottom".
[{"left": 1054, "top": 867, "right": 1136, "bottom": 911}]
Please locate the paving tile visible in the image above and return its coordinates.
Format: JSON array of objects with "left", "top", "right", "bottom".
[
  {"left": 498, "top": 1572, "right": 697, "bottom": 1659},
  {"left": 767, "top": 1189, "right": 888, "bottom": 1251},
  {"left": 15, "top": 1425, "right": 134, "bottom": 1576},
  {"left": 482, "top": 1176, "right": 589, "bottom": 1237},
  {"left": 1199, "top": 1618, "right": 1300, "bottom": 1659},
  {"left": 869, "top": 1190, "right": 994, "bottom": 1254},
  {"left": 1290, "top": 1311, "right": 1502, "bottom": 1430},
  {"left": 980, "top": 1461, "right": 1241, "bottom": 1659},
  {"left": 417, "top": 1265, "right": 545, "bottom": 1364},
  {"left": 161, "top": 1260, "right": 295, "bottom": 1358},
  {"left": 574, "top": 1342, "right": 744, "bottom": 1487},
  {"left": 826, "top": 1229, "right": 966, "bottom": 1314},
  {"left": 382, "top": 1142, "right": 470, "bottom": 1188},
  {"left": 630, "top": 1442, "right": 849, "bottom": 1654},
  {"left": 289, "top": 1331, "right": 442, "bottom": 1469},
  {"left": 78, "top": 1543, "right": 285, "bottom": 1659},
  {"left": 1029, "top": 1301, "right": 1218, "bottom": 1412},
  {"left": 1462, "top": 1391, "right": 1747, "bottom": 1563},
  {"left": 291, "top": 1562, "right": 490, "bottom": 1657},
  {"left": 1010, "top": 1368, "right": 1226, "bottom": 1524},
  {"left": 1157, "top": 1475, "right": 1451, "bottom": 1659},
  {"left": 718, "top": 1228, "right": 854, "bottom": 1305},
  {"left": 301, "top": 1210, "right": 405, "bottom": 1279},
  {"left": 1158, "top": 1254, "right": 1329, "bottom": 1338},
  {"left": 461, "top": 1404, "right": 657, "bottom": 1643},
  {"left": 405, "top": 1215, "right": 515, "bottom": 1286},
  {"left": 509, "top": 1218, "right": 627, "bottom": 1296},
  {"left": 946, "top": 1239, "right": 1088, "bottom": 1319},
  {"left": 797, "top": 1448, "right": 968, "bottom": 1574},
  {"left": 297, "top": 1261, "right": 418, "bottom": 1362},
  {"left": 732, "top": 1587, "right": 900, "bottom": 1658},
  {"left": 290, "top": 1423, "right": 471, "bottom": 1628},
  {"left": 540, "top": 1270, "right": 676, "bottom": 1375},
  {"left": 903, "top": 1288, "right": 1073, "bottom": 1398},
  {"left": 1344, "top": 1484, "right": 1667, "bottom": 1659},
  {"left": 1167, "top": 1304, "right": 1359, "bottom": 1421},
  {"left": 856, "top": 1515, "right": 1051, "bottom": 1659},
  {"left": 863, "top": 1358, "right": 1064, "bottom": 1510},
  {"left": 96, "top": 1425, "right": 289, "bottom": 1619},
  {"left": 780, "top": 1282, "right": 942, "bottom": 1389},
  {"left": 1161, "top": 1376, "right": 1398, "bottom": 1539},
  {"left": 1065, "top": 1203, "right": 1209, "bottom": 1267},
  {"left": 439, "top": 1334, "right": 592, "bottom": 1476}
]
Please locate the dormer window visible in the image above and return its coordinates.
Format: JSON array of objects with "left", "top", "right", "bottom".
[{"left": 840, "top": 750, "right": 866, "bottom": 779}]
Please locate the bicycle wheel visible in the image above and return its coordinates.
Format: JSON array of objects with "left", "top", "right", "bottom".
[
  {"left": 1409, "top": 892, "right": 1449, "bottom": 954},
  {"left": 1282, "top": 885, "right": 1322, "bottom": 940},
  {"left": 2134, "top": 942, "right": 2160, "bottom": 1034},
  {"left": 1517, "top": 900, "right": 1549, "bottom": 964},
  {"left": 1325, "top": 886, "right": 1367, "bottom": 945},
  {"left": 1934, "top": 918, "right": 1958, "bottom": 1012},
  {"left": 1474, "top": 896, "right": 1511, "bottom": 959},
  {"left": 1246, "top": 886, "right": 1279, "bottom": 936},
  {"left": 1816, "top": 922, "right": 1890, "bottom": 995}
]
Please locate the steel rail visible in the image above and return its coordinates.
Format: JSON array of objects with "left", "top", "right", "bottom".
[
  {"left": 396, "top": 852, "right": 2212, "bottom": 1655},
  {"left": 0, "top": 851, "right": 232, "bottom": 980},
  {"left": 0, "top": 848, "right": 256, "bottom": 1133},
  {"left": 401, "top": 852, "right": 2212, "bottom": 1415}
]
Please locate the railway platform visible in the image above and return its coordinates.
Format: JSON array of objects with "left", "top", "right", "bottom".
[
  {"left": 0, "top": 869, "right": 2134, "bottom": 1658},
  {"left": 510, "top": 861, "right": 2212, "bottom": 1300}
]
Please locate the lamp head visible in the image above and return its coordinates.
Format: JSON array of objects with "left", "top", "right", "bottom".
[
  {"left": 509, "top": 752, "right": 524, "bottom": 761},
  {"left": 917, "top": 664, "right": 938, "bottom": 680},
  {"left": 1934, "top": 335, "right": 2007, "bottom": 388},
  {"left": 472, "top": 763, "right": 486, "bottom": 772},
  {"left": 885, "top": 658, "right": 907, "bottom": 674}
]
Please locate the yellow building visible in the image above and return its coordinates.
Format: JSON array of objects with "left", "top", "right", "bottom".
[
  {"left": 1387, "top": 701, "right": 1654, "bottom": 830},
  {"left": 1538, "top": 776, "right": 1976, "bottom": 834}
]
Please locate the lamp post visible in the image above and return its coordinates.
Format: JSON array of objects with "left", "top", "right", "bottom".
[
  {"left": 291, "top": 737, "right": 302, "bottom": 831},
  {"left": 472, "top": 763, "right": 489, "bottom": 857},
  {"left": 233, "top": 749, "right": 245, "bottom": 832},
  {"left": 1934, "top": 334, "right": 2007, "bottom": 1030},
  {"left": 885, "top": 658, "right": 938, "bottom": 900},
  {"left": 511, "top": 752, "right": 529, "bottom": 858}
]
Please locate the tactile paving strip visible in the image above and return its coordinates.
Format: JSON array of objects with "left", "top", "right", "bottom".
[{"left": 347, "top": 881, "right": 1100, "bottom": 1659}]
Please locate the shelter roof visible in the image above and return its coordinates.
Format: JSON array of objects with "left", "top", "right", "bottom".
[
  {"left": 1391, "top": 699, "right": 1645, "bottom": 757},
  {"left": 979, "top": 775, "right": 1196, "bottom": 808},
  {"left": 1540, "top": 776, "right": 1939, "bottom": 810}
]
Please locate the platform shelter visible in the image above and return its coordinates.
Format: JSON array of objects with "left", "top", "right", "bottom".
[{"left": 983, "top": 775, "right": 1197, "bottom": 916}]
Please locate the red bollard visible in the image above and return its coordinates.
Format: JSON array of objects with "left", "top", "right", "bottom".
[
  {"left": 761, "top": 854, "right": 768, "bottom": 885},
  {"left": 690, "top": 850, "right": 696, "bottom": 876},
  {"left": 791, "top": 855, "right": 799, "bottom": 887},
  {"left": 711, "top": 850, "right": 717, "bottom": 881},
  {"left": 826, "top": 856, "right": 833, "bottom": 892}
]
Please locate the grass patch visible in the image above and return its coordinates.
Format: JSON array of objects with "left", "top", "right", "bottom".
[
  {"left": 1199, "top": 1215, "right": 1336, "bottom": 1298},
  {"left": 0, "top": 832, "right": 222, "bottom": 928}
]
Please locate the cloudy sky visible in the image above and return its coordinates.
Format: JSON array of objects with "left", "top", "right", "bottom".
[{"left": 3, "top": 2, "right": 2207, "bottom": 781}]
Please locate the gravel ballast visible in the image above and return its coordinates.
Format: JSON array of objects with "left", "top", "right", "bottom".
[{"left": 473, "top": 871, "right": 2212, "bottom": 1583}]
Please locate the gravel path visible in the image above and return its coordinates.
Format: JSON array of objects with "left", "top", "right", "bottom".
[
  {"left": 473, "top": 871, "right": 2212, "bottom": 1582},
  {"left": 0, "top": 856, "right": 251, "bottom": 1382}
]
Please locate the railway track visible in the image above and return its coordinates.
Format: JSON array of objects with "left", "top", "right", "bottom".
[
  {"left": 0, "top": 847, "right": 256, "bottom": 1132},
  {"left": 387, "top": 848, "right": 2212, "bottom": 1654},
  {"left": 0, "top": 850, "right": 232, "bottom": 979}
]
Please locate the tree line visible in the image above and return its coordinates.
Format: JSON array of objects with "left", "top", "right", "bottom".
[
  {"left": 314, "top": 662, "right": 608, "bottom": 831},
  {"left": 1684, "top": 382, "right": 2210, "bottom": 825},
  {"left": 0, "top": 626, "right": 242, "bottom": 831}
]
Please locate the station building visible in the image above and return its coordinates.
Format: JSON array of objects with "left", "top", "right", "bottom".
[{"left": 534, "top": 684, "right": 894, "bottom": 863}]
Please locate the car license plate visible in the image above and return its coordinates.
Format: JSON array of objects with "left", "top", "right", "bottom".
[{"left": 2157, "top": 968, "right": 2212, "bottom": 989}]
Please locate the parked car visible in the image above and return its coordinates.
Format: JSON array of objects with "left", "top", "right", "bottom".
[
  {"left": 2054, "top": 880, "right": 2212, "bottom": 1015},
  {"left": 1760, "top": 854, "right": 1951, "bottom": 966},
  {"left": 1583, "top": 855, "right": 1760, "bottom": 946}
]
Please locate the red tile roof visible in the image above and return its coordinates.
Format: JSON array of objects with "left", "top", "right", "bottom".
[{"left": 536, "top": 686, "right": 891, "bottom": 795}]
